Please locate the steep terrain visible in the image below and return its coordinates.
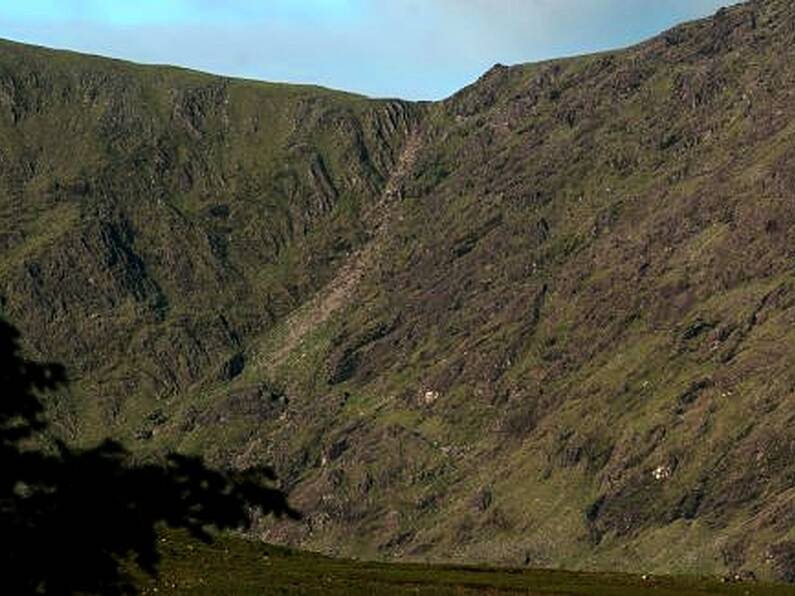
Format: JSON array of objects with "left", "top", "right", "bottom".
[{"left": 2, "top": 0, "right": 795, "bottom": 583}]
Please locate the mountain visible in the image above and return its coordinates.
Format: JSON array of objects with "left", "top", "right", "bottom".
[{"left": 2, "top": 0, "right": 795, "bottom": 582}]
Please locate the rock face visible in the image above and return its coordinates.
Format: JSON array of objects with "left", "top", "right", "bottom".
[{"left": 2, "top": 0, "right": 795, "bottom": 582}]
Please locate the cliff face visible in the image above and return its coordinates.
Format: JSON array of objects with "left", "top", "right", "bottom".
[
  {"left": 2, "top": 0, "right": 795, "bottom": 581},
  {"left": 0, "top": 39, "right": 419, "bottom": 415}
]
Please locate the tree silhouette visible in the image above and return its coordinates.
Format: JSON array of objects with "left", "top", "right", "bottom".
[{"left": 0, "top": 318, "right": 299, "bottom": 594}]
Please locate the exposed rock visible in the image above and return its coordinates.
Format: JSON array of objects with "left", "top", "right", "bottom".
[{"left": 3, "top": 0, "right": 795, "bottom": 579}]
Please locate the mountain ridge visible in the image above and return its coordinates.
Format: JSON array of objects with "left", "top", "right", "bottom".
[{"left": 2, "top": 0, "right": 795, "bottom": 582}]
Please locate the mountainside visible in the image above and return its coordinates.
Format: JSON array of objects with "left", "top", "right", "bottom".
[{"left": 2, "top": 0, "right": 795, "bottom": 583}]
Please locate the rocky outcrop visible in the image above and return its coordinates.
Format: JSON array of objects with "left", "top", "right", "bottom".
[{"left": 2, "top": 0, "right": 795, "bottom": 582}]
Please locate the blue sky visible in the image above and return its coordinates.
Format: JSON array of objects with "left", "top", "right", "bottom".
[{"left": 0, "top": 1, "right": 740, "bottom": 100}]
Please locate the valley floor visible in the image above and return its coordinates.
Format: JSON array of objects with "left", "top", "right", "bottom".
[{"left": 132, "top": 531, "right": 793, "bottom": 595}]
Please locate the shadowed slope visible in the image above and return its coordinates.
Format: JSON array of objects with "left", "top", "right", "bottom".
[{"left": 0, "top": 318, "right": 297, "bottom": 594}]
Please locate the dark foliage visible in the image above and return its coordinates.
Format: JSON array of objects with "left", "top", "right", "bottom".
[{"left": 0, "top": 318, "right": 298, "bottom": 594}]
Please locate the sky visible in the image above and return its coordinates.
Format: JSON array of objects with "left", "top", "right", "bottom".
[{"left": 0, "top": 1, "right": 741, "bottom": 100}]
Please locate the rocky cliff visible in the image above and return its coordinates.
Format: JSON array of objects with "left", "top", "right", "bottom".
[{"left": 2, "top": 0, "right": 795, "bottom": 582}]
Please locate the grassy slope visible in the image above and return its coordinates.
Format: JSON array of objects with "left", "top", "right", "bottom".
[
  {"left": 230, "top": 0, "right": 795, "bottom": 579},
  {"left": 130, "top": 530, "right": 792, "bottom": 595},
  {"left": 2, "top": 0, "right": 795, "bottom": 585},
  {"left": 0, "top": 36, "right": 420, "bottom": 443}
]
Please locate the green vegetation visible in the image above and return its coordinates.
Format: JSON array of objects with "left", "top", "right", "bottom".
[
  {"left": 0, "top": 318, "right": 296, "bottom": 593},
  {"left": 2, "top": 0, "right": 795, "bottom": 586},
  {"left": 133, "top": 530, "right": 792, "bottom": 595}
]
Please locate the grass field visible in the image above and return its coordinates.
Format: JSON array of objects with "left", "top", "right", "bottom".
[{"left": 131, "top": 531, "right": 793, "bottom": 595}]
